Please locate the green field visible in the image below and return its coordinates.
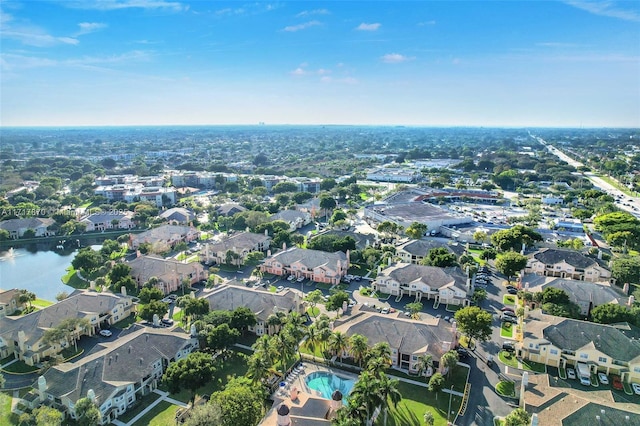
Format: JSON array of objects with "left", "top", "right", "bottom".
[
  {"left": 500, "top": 323, "right": 514, "bottom": 338},
  {"left": 379, "top": 381, "right": 462, "bottom": 426},
  {"left": 132, "top": 400, "right": 180, "bottom": 426}
]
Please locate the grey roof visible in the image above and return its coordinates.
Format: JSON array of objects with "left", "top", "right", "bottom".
[
  {"left": 367, "top": 202, "right": 459, "bottom": 222},
  {"left": 397, "top": 239, "right": 454, "bottom": 257},
  {"left": 339, "top": 314, "right": 455, "bottom": 359},
  {"left": 270, "top": 210, "right": 307, "bottom": 223},
  {"left": 381, "top": 263, "right": 467, "bottom": 291},
  {"left": 543, "top": 319, "right": 640, "bottom": 362},
  {"left": 0, "top": 289, "right": 20, "bottom": 304},
  {"left": 541, "top": 279, "right": 625, "bottom": 307},
  {"left": 159, "top": 207, "right": 195, "bottom": 222},
  {"left": 270, "top": 247, "right": 347, "bottom": 270},
  {"left": 203, "top": 285, "right": 300, "bottom": 322},
  {"left": 132, "top": 224, "right": 196, "bottom": 244},
  {"left": 562, "top": 402, "right": 640, "bottom": 426},
  {"left": 216, "top": 203, "right": 246, "bottom": 216},
  {"left": 81, "top": 212, "right": 132, "bottom": 224},
  {"left": 128, "top": 255, "right": 204, "bottom": 284},
  {"left": 41, "top": 328, "right": 193, "bottom": 406},
  {"left": 0, "top": 217, "right": 55, "bottom": 232},
  {"left": 0, "top": 292, "right": 132, "bottom": 346},
  {"left": 532, "top": 248, "right": 596, "bottom": 269},
  {"left": 208, "top": 232, "right": 269, "bottom": 253}
]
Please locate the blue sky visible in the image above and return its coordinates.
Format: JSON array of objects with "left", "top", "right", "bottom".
[{"left": 1, "top": 0, "right": 639, "bottom": 127}]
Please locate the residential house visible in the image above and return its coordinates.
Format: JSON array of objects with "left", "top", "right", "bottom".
[
  {"left": 518, "top": 311, "right": 640, "bottom": 383},
  {"left": 0, "top": 218, "right": 56, "bottom": 239},
  {"left": 396, "top": 239, "right": 459, "bottom": 264},
  {"left": 260, "top": 247, "right": 349, "bottom": 285},
  {"left": 80, "top": 212, "right": 135, "bottom": 232},
  {"left": 36, "top": 327, "right": 198, "bottom": 424},
  {"left": 202, "top": 284, "right": 303, "bottom": 336},
  {"left": 128, "top": 255, "right": 207, "bottom": 295},
  {"left": 216, "top": 203, "right": 247, "bottom": 217},
  {"left": 0, "top": 289, "right": 22, "bottom": 317},
  {"left": 202, "top": 231, "right": 270, "bottom": 266},
  {"left": 525, "top": 248, "right": 612, "bottom": 283},
  {"left": 129, "top": 224, "right": 200, "bottom": 252},
  {"left": 524, "top": 276, "right": 629, "bottom": 316},
  {"left": 0, "top": 292, "right": 134, "bottom": 366},
  {"left": 159, "top": 207, "right": 195, "bottom": 225},
  {"left": 269, "top": 210, "right": 312, "bottom": 231},
  {"left": 373, "top": 263, "right": 471, "bottom": 306},
  {"left": 333, "top": 310, "right": 457, "bottom": 374}
]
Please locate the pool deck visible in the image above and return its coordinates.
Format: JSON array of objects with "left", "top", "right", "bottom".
[{"left": 259, "top": 363, "right": 359, "bottom": 426}]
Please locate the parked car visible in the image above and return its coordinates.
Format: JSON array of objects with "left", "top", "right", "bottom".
[
  {"left": 567, "top": 368, "right": 576, "bottom": 379},
  {"left": 502, "top": 310, "right": 517, "bottom": 317},
  {"left": 486, "top": 355, "right": 494, "bottom": 366},
  {"left": 502, "top": 342, "right": 515, "bottom": 352},
  {"left": 161, "top": 318, "right": 174, "bottom": 326},
  {"left": 612, "top": 375, "right": 623, "bottom": 390},
  {"left": 501, "top": 307, "right": 515, "bottom": 312},
  {"left": 501, "top": 314, "right": 517, "bottom": 323},
  {"left": 456, "top": 348, "right": 469, "bottom": 358},
  {"left": 598, "top": 373, "right": 609, "bottom": 385},
  {"left": 287, "top": 275, "right": 295, "bottom": 281},
  {"left": 580, "top": 376, "right": 591, "bottom": 386},
  {"left": 276, "top": 286, "right": 285, "bottom": 292},
  {"left": 296, "top": 277, "right": 304, "bottom": 282},
  {"left": 380, "top": 307, "right": 390, "bottom": 314},
  {"left": 632, "top": 383, "right": 640, "bottom": 395},
  {"left": 99, "top": 330, "right": 112, "bottom": 337},
  {"left": 506, "top": 285, "right": 517, "bottom": 291},
  {"left": 507, "top": 288, "right": 519, "bottom": 295}
]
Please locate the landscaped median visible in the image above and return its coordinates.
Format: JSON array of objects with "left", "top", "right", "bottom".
[
  {"left": 495, "top": 380, "right": 516, "bottom": 398},
  {"left": 498, "top": 351, "right": 546, "bottom": 374}
]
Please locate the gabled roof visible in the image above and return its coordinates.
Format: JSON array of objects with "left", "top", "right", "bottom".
[
  {"left": 207, "top": 232, "right": 269, "bottom": 253},
  {"left": 269, "top": 247, "right": 347, "bottom": 270},
  {"left": 0, "top": 292, "right": 132, "bottom": 345},
  {"left": 270, "top": 210, "right": 308, "bottom": 223},
  {"left": 41, "top": 328, "right": 194, "bottom": 406},
  {"left": 543, "top": 319, "right": 640, "bottom": 362},
  {"left": 397, "top": 239, "right": 454, "bottom": 257},
  {"left": 216, "top": 203, "right": 246, "bottom": 216},
  {"left": 159, "top": 207, "right": 195, "bottom": 222},
  {"left": 81, "top": 212, "right": 133, "bottom": 224},
  {"left": 0, "top": 288, "right": 20, "bottom": 304},
  {"left": 379, "top": 263, "right": 467, "bottom": 291},
  {"left": 128, "top": 255, "right": 204, "bottom": 283},
  {"left": 202, "top": 285, "right": 300, "bottom": 322},
  {"left": 540, "top": 278, "right": 625, "bottom": 307},
  {"left": 131, "top": 224, "right": 197, "bottom": 244},
  {"left": 0, "top": 217, "right": 55, "bottom": 231},
  {"left": 335, "top": 312, "right": 455, "bottom": 359},
  {"left": 531, "top": 248, "right": 597, "bottom": 269}
]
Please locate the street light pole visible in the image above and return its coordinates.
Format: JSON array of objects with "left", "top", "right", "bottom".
[{"left": 447, "top": 385, "right": 454, "bottom": 424}]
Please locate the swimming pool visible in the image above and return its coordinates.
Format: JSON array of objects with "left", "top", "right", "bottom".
[{"left": 304, "top": 371, "right": 355, "bottom": 403}]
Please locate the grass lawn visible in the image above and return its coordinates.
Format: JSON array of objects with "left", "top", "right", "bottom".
[
  {"left": 0, "top": 392, "right": 12, "bottom": 426},
  {"left": 300, "top": 341, "right": 329, "bottom": 359},
  {"left": 499, "top": 351, "right": 518, "bottom": 368},
  {"left": 445, "top": 304, "right": 462, "bottom": 312},
  {"left": 1, "top": 360, "right": 40, "bottom": 374},
  {"left": 118, "top": 393, "right": 162, "bottom": 423},
  {"left": 502, "top": 295, "right": 516, "bottom": 306},
  {"left": 131, "top": 400, "right": 180, "bottom": 426},
  {"left": 348, "top": 264, "right": 369, "bottom": 275},
  {"left": 60, "top": 347, "right": 84, "bottom": 361},
  {"left": 380, "top": 381, "right": 462, "bottom": 426},
  {"left": 315, "top": 282, "right": 333, "bottom": 290},
  {"left": 498, "top": 351, "right": 546, "bottom": 373},
  {"left": 521, "top": 359, "right": 546, "bottom": 373},
  {"left": 236, "top": 333, "right": 259, "bottom": 347},
  {"left": 500, "top": 323, "right": 514, "bottom": 338},
  {"left": 61, "top": 267, "right": 89, "bottom": 289},
  {"left": 32, "top": 298, "right": 54, "bottom": 309},
  {"left": 268, "top": 285, "right": 277, "bottom": 293},
  {"left": 334, "top": 283, "right": 350, "bottom": 291},
  {"left": 0, "top": 354, "right": 15, "bottom": 365},
  {"left": 495, "top": 381, "right": 515, "bottom": 397}
]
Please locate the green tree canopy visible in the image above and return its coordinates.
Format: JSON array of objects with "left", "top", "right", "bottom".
[
  {"left": 490, "top": 225, "right": 542, "bottom": 252},
  {"left": 495, "top": 251, "right": 528, "bottom": 283},
  {"left": 421, "top": 247, "right": 458, "bottom": 267},
  {"left": 590, "top": 304, "right": 634, "bottom": 324},
  {"left": 138, "top": 287, "right": 164, "bottom": 304},
  {"left": 212, "top": 377, "right": 265, "bottom": 426},
  {"left": 611, "top": 256, "right": 640, "bottom": 286},
  {"left": 163, "top": 352, "right": 217, "bottom": 403},
  {"left": 454, "top": 306, "right": 493, "bottom": 348},
  {"left": 138, "top": 300, "right": 169, "bottom": 322},
  {"left": 405, "top": 221, "right": 428, "bottom": 239},
  {"left": 504, "top": 407, "right": 531, "bottom": 426},
  {"left": 74, "top": 397, "right": 101, "bottom": 426}
]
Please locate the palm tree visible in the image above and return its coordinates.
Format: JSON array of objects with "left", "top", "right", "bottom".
[
  {"left": 349, "top": 371, "right": 382, "bottom": 425},
  {"left": 367, "top": 342, "right": 392, "bottom": 375},
  {"left": 441, "top": 350, "right": 459, "bottom": 378},
  {"left": 247, "top": 352, "right": 271, "bottom": 384},
  {"left": 328, "top": 331, "right": 349, "bottom": 363},
  {"left": 271, "top": 329, "right": 297, "bottom": 375},
  {"left": 378, "top": 373, "right": 402, "bottom": 426},
  {"left": 349, "top": 334, "right": 369, "bottom": 368},
  {"left": 266, "top": 313, "right": 283, "bottom": 335},
  {"left": 252, "top": 335, "right": 275, "bottom": 366},
  {"left": 416, "top": 354, "right": 433, "bottom": 381},
  {"left": 305, "top": 325, "right": 320, "bottom": 356}
]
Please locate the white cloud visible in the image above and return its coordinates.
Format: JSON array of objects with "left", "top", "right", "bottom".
[
  {"left": 356, "top": 22, "right": 381, "bottom": 31},
  {"left": 1, "top": 50, "right": 151, "bottom": 71},
  {"left": 564, "top": 0, "right": 640, "bottom": 22},
  {"left": 75, "top": 22, "right": 108, "bottom": 36},
  {"left": 64, "top": 0, "right": 187, "bottom": 12},
  {"left": 283, "top": 20, "right": 321, "bottom": 32},
  {"left": 321, "top": 76, "right": 358, "bottom": 84},
  {"left": 2, "top": 28, "right": 79, "bottom": 47},
  {"left": 290, "top": 67, "right": 306, "bottom": 76},
  {"left": 417, "top": 20, "right": 436, "bottom": 26},
  {"left": 296, "top": 9, "right": 330, "bottom": 18},
  {"left": 381, "top": 53, "right": 414, "bottom": 63}
]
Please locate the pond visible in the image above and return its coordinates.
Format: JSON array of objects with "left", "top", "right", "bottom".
[{"left": 0, "top": 243, "right": 101, "bottom": 302}]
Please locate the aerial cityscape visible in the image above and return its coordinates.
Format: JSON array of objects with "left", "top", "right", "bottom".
[{"left": 1, "top": 1, "right": 639, "bottom": 426}]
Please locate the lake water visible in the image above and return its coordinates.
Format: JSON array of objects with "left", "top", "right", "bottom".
[{"left": 0, "top": 247, "right": 81, "bottom": 301}]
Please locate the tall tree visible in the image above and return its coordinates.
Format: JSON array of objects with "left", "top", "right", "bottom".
[
  {"left": 441, "top": 351, "right": 459, "bottom": 378},
  {"left": 504, "top": 407, "right": 531, "bottom": 426},
  {"left": 305, "top": 289, "right": 325, "bottom": 317},
  {"left": 183, "top": 403, "right": 223, "bottom": 426},
  {"left": 325, "top": 290, "right": 350, "bottom": 317},
  {"left": 212, "top": 377, "right": 265, "bottom": 426},
  {"left": 417, "top": 354, "right": 433, "bottom": 381},
  {"left": 349, "top": 334, "right": 369, "bottom": 368},
  {"left": 405, "top": 221, "right": 428, "bottom": 239},
  {"left": 454, "top": 306, "right": 492, "bottom": 349},
  {"left": 138, "top": 300, "right": 169, "bottom": 323},
  {"left": 328, "top": 331, "right": 349, "bottom": 363},
  {"left": 428, "top": 373, "right": 445, "bottom": 401},
  {"left": 495, "top": 251, "right": 528, "bottom": 283},
  {"left": 74, "top": 397, "right": 101, "bottom": 426},
  {"left": 163, "top": 352, "right": 216, "bottom": 404},
  {"left": 405, "top": 301, "right": 423, "bottom": 319}
]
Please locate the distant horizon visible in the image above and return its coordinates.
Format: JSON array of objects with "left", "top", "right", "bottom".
[
  {"left": 1, "top": 123, "right": 639, "bottom": 130},
  {"left": 2, "top": 1, "right": 639, "bottom": 127}
]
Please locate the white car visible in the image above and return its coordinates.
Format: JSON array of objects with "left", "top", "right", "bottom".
[
  {"left": 287, "top": 275, "right": 295, "bottom": 281},
  {"left": 580, "top": 376, "right": 591, "bottom": 386},
  {"left": 380, "top": 307, "right": 390, "bottom": 314},
  {"left": 632, "top": 383, "right": 640, "bottom": 395},
  {"left": 567, "top": 368, "right": 576, "bottom": 379},
  {"left": 276, "top": 286, "right": 285, "bottom": 292},
  {"left": 296, "top": 277, "right": 304, "bottom": 282},
  {"left": 598, "top": 373, "right": 609, "bottom": 385},
  {"left": 99, "top": 330, "right": 112, "bottom": 337}
]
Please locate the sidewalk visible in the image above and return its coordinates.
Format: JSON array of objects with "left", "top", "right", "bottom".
[{"left": 117, "top": 389, "right": 189, "bottom": 426}]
